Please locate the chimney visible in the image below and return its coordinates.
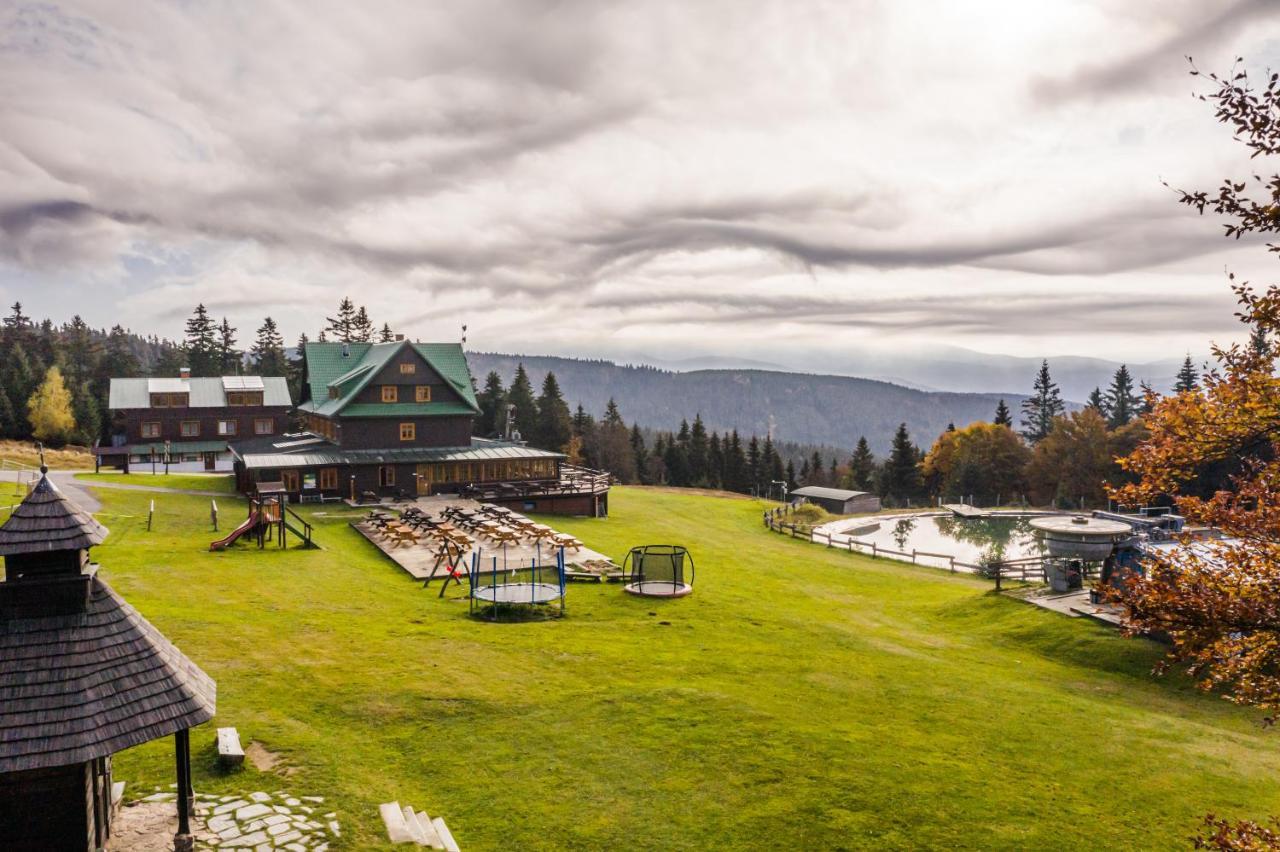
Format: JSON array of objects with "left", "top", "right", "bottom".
[
  {"left": 394, "top": 334, "right": 405, "bottom": 342},
  {"left": 179, "top": 366, "right": 191, "bottom": 380}
]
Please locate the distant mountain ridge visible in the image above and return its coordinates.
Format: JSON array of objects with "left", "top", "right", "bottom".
[{"left": 467, "top": 352, "right": 1038, "bottom": 455}]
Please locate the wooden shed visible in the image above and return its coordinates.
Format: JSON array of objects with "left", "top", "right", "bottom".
[
  {"left": 0, "top": 468, "right": 216, "bottom": 851},
  {"left": 789, "top": 485, "right": 882, "bottom": 515}
]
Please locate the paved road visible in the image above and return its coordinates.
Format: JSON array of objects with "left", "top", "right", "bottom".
[{"left": 0, "top": 470, "right": 235, "bottom": 514}]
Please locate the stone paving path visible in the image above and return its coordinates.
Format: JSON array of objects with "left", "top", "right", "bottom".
[{"left": 137, "top": 787, "right": 340, "bottom": 850}]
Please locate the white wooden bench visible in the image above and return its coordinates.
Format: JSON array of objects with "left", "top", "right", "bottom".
[{"left": 216, "top": 727, "right": 245, "bottom": 767}]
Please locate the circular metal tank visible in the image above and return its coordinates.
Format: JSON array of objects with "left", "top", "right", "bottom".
[{"left": 1030, "top": 515, "right": 1132, "bottom": 561}]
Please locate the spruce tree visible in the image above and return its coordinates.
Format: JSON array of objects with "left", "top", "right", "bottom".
[
  {"left": 379, "top": 323, "right": 396, "bottom": 343},
  {"left": 1020, "top": 360, "right": 1064, "bottom": 444},
  {"left": 630, "top": 424, "right": 649, "bottom": 483},
  {"left": 70, "top": 379, "right": 100, "bottom": 446},
  {"left": 183, "top": 304, "right": 218, "bottom": 376},
  {"left": 1085, "top": 386, "right": 1107, "bottom": 414},
  {"left": 0, "top": 388, "right": 17, "bottom": 440},
  {"left": 325, "top": 298, "right": 358, "bottom": 342},
  {"left": 217, "top": 317, "right": 239, "bottom": 374},
  {"left": 1174, "top": 354, "right": 1199, "bottom": 393},
  {"left": 534, "top": 372, "right": 572, "bottom": 452},
  {"left": 785, "top": 459, "right": 797, "bottom": 492},
  {"left": 506, "top": 364, "right": 538, "bottom": 441},
  {"left": 1105, "top": 364, "right": 1137, "bottom": 428},
  {"left": 1136, "top": 380, "right": 1157, "bottom": 417},
  {"left": 352, "top": 306, "right": 374, "bottom": 343},
  {"left": 746, "top": 436, "right": 762, "bottom": 493},
  {"left": 849, "top": 436, "right": 875, "bottom": 490},
  {"left": 809, "top": 450, "right": 823, "bottom": 486},
  {"left": 993, "top": 399, "right": 1012, "bottom": 427},
  {"left": 101, "top": 325, "right": 140, "bottom": 380},
  {"left": 708, "top": 431, "right": 724, "bottom": 489},
  {"left": 688, "top": 415, "right": 709, "bottom": 485},
  {"left": 725, "top": 431, "right": 746, "bottom": 492},
  {"left": 882, "top": 423, "right": 922, "bottom": 499},
  {"left": 476, "top": 371, "right": 506, "bottom": 436},
  {"left": 251, "top": 317, "right": 289, "bottom": 376}
]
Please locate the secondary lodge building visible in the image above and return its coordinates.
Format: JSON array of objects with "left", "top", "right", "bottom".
[
  {"left": 96, "top": 370, "right": 292, "bottom": 472},
  {"left": 231, "top": 340, "right": 609, "bottom": 516}
]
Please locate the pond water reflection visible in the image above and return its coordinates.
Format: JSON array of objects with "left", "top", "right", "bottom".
[{"left": 840, "top": 514, "right": 1047, "bottom": 568}]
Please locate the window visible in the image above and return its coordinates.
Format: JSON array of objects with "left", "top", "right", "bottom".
[
  {"left": 226, "top": 391, "right": 263, "bottom": 406},
  {"left": 254, "top": 418, "right": 274, "bottom": 436},
  {"left": 141, "top": 422, "right": 161, "bottom": 439},
  {"left": 319, "top": 468, "right": 338, "bottom": 490},
  {"left": 415, "top": 385, "right": 431, "bottom": 402},
  {"left": 180, "top": 420, "right": 200, "bottom": 438},
  {"left": 381, "top": 385, "right": 398, "bottom": 403},
  {"left": 217, "top": 420, "right": 238, "bottom": 436},
  {"left": 399, "top": 422, "right": 416, "bottom": 441},
  {"left": 399, "top": 363, "right": 416, "bottom": 374},
  {"left": 379, "top": 465, "right": 396, "bottom": 487},
  {"left": 149, "top": 392, "right": 189, "bottom": 408}
]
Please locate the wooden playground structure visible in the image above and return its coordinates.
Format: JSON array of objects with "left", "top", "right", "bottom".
[{"left": 210, "top": 482, "right": 315, "bottom": 550}]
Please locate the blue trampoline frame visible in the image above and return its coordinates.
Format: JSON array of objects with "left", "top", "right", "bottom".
[{"left": 468, "top": 546, "right": 567, "bottom": 619}]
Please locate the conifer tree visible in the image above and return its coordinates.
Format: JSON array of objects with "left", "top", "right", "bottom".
[
  {"left": 70, "top": 379, "right": 100, "bottom": 446},
  {"left": 101, "top": 325, "right": 140, "bottom": 380},
  {"left": 0, "top": 388, "right": 17, "bottom": 440},
  {"left": 476, "top": 371, "right": 506, "bottom": 437},
  {"left": 849, "top": 436, "right": 875, "bottom": 490},
  {"left": 881, "top": 423, "right": 922, "bottom": 499},
  {"left": 1085, "top": 386, "right": 1107, "bottom": 414},
  {"left": 746, "top": 436, "right": 761, "bottom": 493},
  {"left": 1105, "top": 364, "right": 1137, "bottom": 428},
  {"left": 809, "top": 450, "right": 824, "bottom": 486},
  {"left": 630, "top": 424, "right": 649, "bottom": 483},
  {"left": 506, "top": 364, "right": 538, "bottom": 441},
  {"left": 725, "top": 430, "right": 746, "bottom": 492},
  {"left": 27, "top": 366, "right": 76, "bottom": 446},
  {"left": 325, "top": 298, "right": 358, "bottom": 342},
  {"left": 534, "top": 372, "right": 572, "bottom": 452},
  {"left": 1020, "top": 360, "right": 1065, "bottom": 444},
  {"left": 378, "top": 323, "right": 395, "bottom": 343},
  {"left": 183, "top": 304, "right": 218, "bottom": 376},
  {"left": 688, "top": 414, "right": 709, "bottom": 485},
  {"left": 352, "top": 306, "right": 375, "bottom": 343},
  {"left": 217, "top": 317, "right": 239, "bottom": 374},
  {"left": 993, "top": 399, "right": 1013, "bottom": 427},
  {"left": 1174, "top": 354, "right": 1199, "bottom": 393},
  {"left": 707, "top": 431, "right": 724, "bottom": 489},
  {"left": 785, "top": 459, "right": 797, "bottom": 492},
  {"left": 251, "top": 317, "right": 289, "bottom": 376},
  {"left": 2, "top": 302, "right": 31, "bottom": 351}
]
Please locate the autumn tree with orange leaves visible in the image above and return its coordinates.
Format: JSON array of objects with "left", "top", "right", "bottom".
[{"left": 1107, "top": 60, "right": 1280, "bottom": 851}]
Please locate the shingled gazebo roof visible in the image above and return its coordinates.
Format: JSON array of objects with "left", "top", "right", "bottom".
[
  {"left": 0, "top": 470, "right": 216, "bottom": 774},
  {"left": 0, "top": 472, "right": 108, "bottom": 555}
]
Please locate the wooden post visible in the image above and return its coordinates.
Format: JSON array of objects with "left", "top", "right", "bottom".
[
  {"left": 147, "top": 499, "right": 154, "bottom": 532},
  {"left": 174, "top": 729, "right": 193, "bottom": 851},
  {"left": 211, "top": 500, "right": 218, "bottom": 532}
]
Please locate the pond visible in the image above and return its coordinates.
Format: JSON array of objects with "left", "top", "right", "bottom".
[{"left": 832, "top": 513, "right": 1047, "bottom": 569}]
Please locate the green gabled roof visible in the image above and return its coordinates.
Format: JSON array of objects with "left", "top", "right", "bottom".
[{"left": 299, "top": 341, "right": 480, "bottom": 418}]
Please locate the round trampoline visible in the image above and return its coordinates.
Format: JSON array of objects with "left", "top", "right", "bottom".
[
  {"left": 469, "top": 547, "right": 567, "bottom": 619},
  {"left": 622, "top": 544, "right": 695, "bottom": 598}
]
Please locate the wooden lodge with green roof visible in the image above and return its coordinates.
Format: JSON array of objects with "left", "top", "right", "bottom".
[{"left": 231, "top": 340, "right": 610, "bottom": 515}]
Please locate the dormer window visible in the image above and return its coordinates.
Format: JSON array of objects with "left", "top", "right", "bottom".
[
  {"left": 226, "top": 391, "right": 263, "bottom": 406},
  {"left": 381, "top": 386, "right": 398, "bottom": 403},
  {"left": 149, "top": 392, "right": 189, "bottom": 408}
]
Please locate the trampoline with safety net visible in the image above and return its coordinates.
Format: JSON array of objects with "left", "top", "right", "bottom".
[
  {"left": 622, "top": 544, "right": 695, "bottom": 598},
  {"left": 469, "top": 546, "right": 567, "bottom": 619}
]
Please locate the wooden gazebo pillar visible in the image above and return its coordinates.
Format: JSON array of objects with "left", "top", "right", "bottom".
[{"left": 173, "top": 729, "right": 194, "bottom": 852}]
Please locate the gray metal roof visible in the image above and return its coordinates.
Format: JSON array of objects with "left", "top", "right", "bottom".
[
  {"left": 791, "top": 486, "right": 873, "bottom": 501},
  {"left": 109, "top": 376, "right": 292, "bottom": 409},
  {"left": 236, "top": 438, "right": 564, "bottom": 470}
]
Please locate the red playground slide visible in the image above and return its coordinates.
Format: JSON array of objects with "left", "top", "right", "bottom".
[{"left": 210, "top": 510, "right": 261, "bottom": 551}]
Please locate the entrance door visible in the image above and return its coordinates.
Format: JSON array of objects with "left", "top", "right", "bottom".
[
  {"left": 203, "top": 452, "right": 216, "bottom": 471},
  {"left": 416, "top": 464, "right": 432, "bottom": 495},
  {"left": 281, "top": 469, "right": 300, "bottom": 493}
]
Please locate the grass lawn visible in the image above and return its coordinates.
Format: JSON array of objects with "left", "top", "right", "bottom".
[
  {"left": 0, "top": 439, "right": 92, "bottom": 470},
  {"left": 75, "top": 471, "right": 239, "bottom": 494},
  {"left": 88, "top": 485, "right": 1280, "bottom": 850}
]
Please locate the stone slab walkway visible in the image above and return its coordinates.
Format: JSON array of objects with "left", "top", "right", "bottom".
[{"left": 131, "top": 787, "right": 340, "bottom": 850}]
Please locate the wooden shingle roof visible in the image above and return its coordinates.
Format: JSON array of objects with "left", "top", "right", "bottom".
[
  {"left": 0, "top": 473, "right": 108, "bottom": 555},
  {"left": 0, "top": 581, "right": 217, "bottom": 772}
]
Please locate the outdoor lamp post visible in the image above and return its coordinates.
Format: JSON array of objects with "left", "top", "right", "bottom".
[{"left": 349, "top": 475, "right": 356, "bottom": 503}]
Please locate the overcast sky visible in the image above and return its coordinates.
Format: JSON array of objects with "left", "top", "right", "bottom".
[{"left": 3, "top": 0, "right": 1280, "bottom": 367}]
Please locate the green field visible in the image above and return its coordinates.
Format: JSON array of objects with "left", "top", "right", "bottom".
[
  {"left": 91, "top": 482, "right": 1280, "bottom": 850},
  {"left": 76, "top": 471, "right": 240, "bottom": 494}
]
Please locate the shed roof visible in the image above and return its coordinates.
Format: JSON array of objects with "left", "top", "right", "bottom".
[
  {"left": 0, "top": 582, "right": 216, "bottom": 772},
  {"left": 297, "top": 341, "right": 480, "bottom": 418},
  {"left": 0, "top": 474, "right": 108, "bottom": 555},
  {"left": 108, "top": 376, "right": 292, "bottom": 409},
  {"left": 790, "top": 486, "right": 874, "bottom": 502}
]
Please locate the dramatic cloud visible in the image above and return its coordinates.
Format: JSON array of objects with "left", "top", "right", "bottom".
[{"left": 1, "top": 0, "right": 1278, "bottom": 366}]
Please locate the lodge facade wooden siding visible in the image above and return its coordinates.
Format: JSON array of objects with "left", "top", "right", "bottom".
[{"left": 119, "top": 406, "right": 289, "bottom": 445}]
